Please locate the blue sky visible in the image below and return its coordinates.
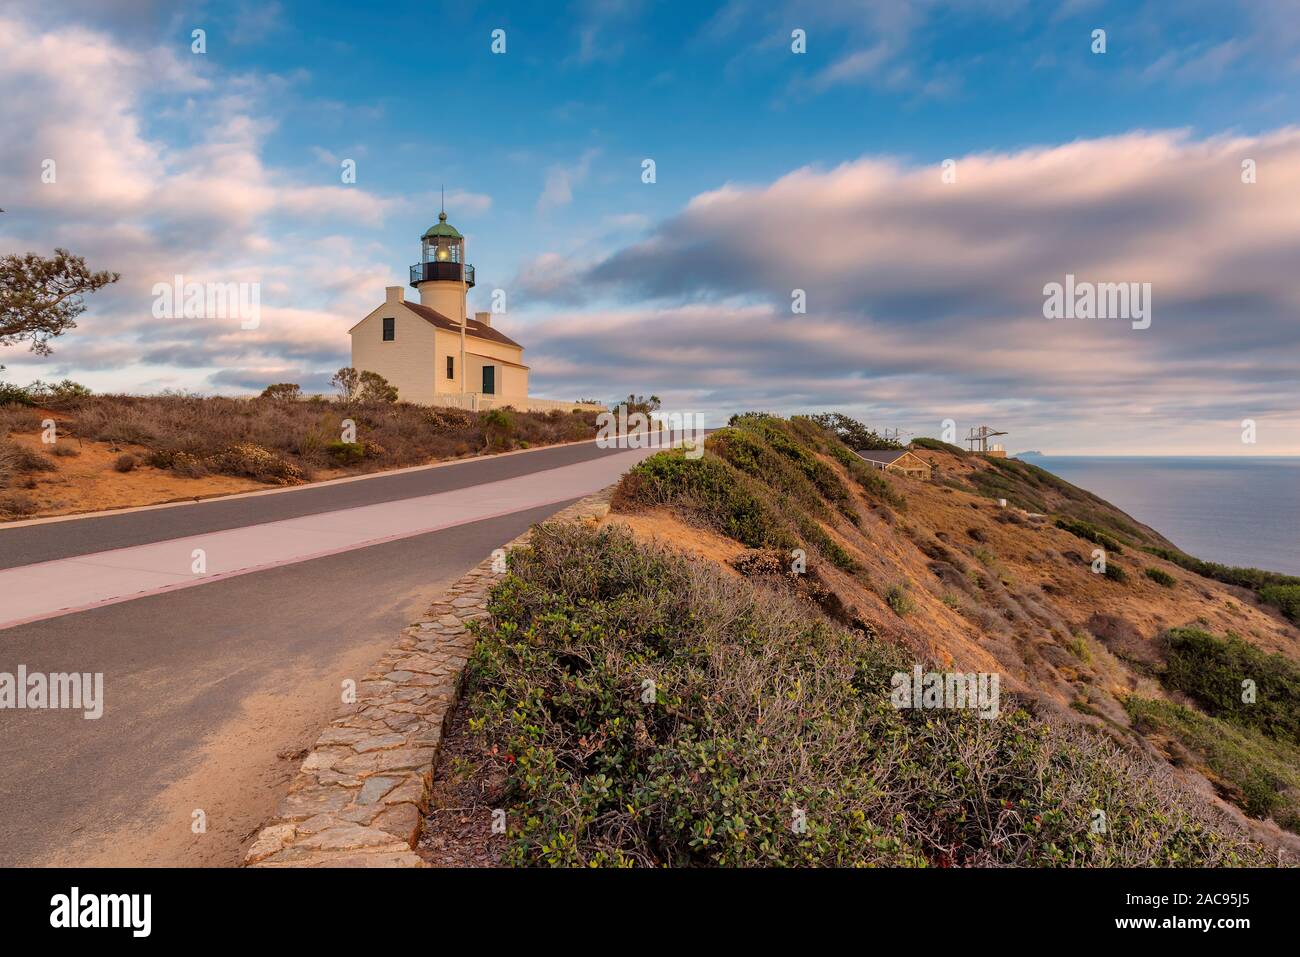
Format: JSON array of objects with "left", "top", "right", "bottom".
[{"left": 2, "top": 0, "right": 1299, "bottom": 453}]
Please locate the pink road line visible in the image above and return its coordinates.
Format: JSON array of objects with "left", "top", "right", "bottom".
[{"left": 0, "top": 447, "right": 654, "bottom": 631}]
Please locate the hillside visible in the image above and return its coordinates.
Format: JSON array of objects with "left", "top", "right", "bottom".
[
  {"left": 420, "top": 415, "right": 1300, "bottom": 866},
  {"left": 0, "top": 394, "right": 600, "bottom": 520}
]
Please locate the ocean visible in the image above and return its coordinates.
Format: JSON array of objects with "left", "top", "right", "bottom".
[{"left": 1027, "top": 456, "right": 1300, "bottom": 577}]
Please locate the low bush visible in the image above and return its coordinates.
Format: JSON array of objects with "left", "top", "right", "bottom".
[
  {"left": 0, "top": 378, "right": 91, "bottom": 408},
  {"left": 797, "top": 516, "right": 860, "bottom": 572},
  {"left": 1160, "top": 627, "right": 1300, "bottom": 746},
  {"left": 0, "top": 491, "right": 38, "bottom": 517},
  {"left": 724, "top": 415, "right": 856, "bottom": 517},
  {"left": 325, "top": 440, "right": 365, "bottom": 465},
  {"left": 1126, "top": 696, "right": 1300, "bottom": 832},
  {"left": 1056, "top": 517, "right": 1125, "bottom": 555},
  {"left": 885, "top": 583, "right": 915, "bottom": 616},
  {"left": 613, "top": 450, "right": 793, "bottom": 550},
  {"left": 0, "top": 441, "right": 54, "bottom": 484},
  {"left": 911, "top": 436, "right": 968, "bottom": 456},
  {"left": 114, "top": 453, "right": 137, "bottom": 473},
  {"left": 806, "top": 412, "right": 903, "bottom": 451},
  {"left": 1258, "top": 584, "right": 1300, "bottom": 624},
  {"left": 464, "top": 523, "right": 1266, "bottom": 866},
  {"left": 259, "top": 383, "right": 302, "bottom": 401},
  {"left": 0, "top": 404, "right": 44, "bottom": 435},
  {"left": 1144, "top": 567, "right": 1176, "bottom": 587},
  {"left": 482, "top": 408, "right": 516, "bottom": 452},
  {"left": 707, "top": 426, "right": 830, "bottom": 520},
  {"left": 1103, "top": 563, "right": 1129, "bottom": 583},
  {"left": 207, "top": 444, "right": 304, "bottom": 485}
]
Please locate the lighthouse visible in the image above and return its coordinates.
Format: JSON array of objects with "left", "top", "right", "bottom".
[
  {"left": 349, "top": 209, "right": 553, "bottom": 408},
  {"left": 409, "top": 209, "right": 474, "bottom": 322}
]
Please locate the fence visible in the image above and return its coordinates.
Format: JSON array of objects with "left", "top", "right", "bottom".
[{"left": 424, "top": 393, "right": 605, "bottom": 414}]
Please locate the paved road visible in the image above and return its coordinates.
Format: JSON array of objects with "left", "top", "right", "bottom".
[
  {"left": 0, "top": 440, "right": 655, "bottom": 867},
  {"left": 0, "top": 438, "right": 631, "bottom": 569}
]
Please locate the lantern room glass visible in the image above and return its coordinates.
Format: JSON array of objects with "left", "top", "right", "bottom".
[{"left": 423, "top": 236, "right": 462, "bottom": 264}]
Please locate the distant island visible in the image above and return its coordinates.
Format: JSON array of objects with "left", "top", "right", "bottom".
[{"left": 1015, "top": 450, "right": 1045, "bottom": 459}]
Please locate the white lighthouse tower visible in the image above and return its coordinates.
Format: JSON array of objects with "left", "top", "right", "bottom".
[{"left": 409, "top": 209, "right": 473, "bottom": 323}]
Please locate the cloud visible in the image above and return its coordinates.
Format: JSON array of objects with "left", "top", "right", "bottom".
[
  {"left": 566, "top": 0, "right": 644, "bottom": 65},
  {"left": 0, "top": 12, "right": 398, "bottom": 394},
  {"left": 515, "top": 129, "right": 1300, "bottom": 453},
  {"left": 536, "top": 148, "right": 600, "bottom": 213}
]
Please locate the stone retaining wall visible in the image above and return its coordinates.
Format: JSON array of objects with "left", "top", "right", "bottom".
[{"left": 244, "top": 490, "right": 613, "bottom": 867}]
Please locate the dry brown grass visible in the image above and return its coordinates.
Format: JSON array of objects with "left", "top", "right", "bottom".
[{"left": 53, "top": 394, "right": 601, "bottom": 482}]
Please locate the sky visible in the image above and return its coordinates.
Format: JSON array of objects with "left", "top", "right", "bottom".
[{"left": 1, "top": 0, "right": 1298, "bottom": 454}]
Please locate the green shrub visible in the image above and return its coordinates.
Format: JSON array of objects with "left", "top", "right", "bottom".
[
  {"left": 1056, "top": 518, "right": 1125, "bottom": 555},
  {"left": 968, "top": 469, "right": 1047, "bottom": 513},
  {"left": 325, "top": 440, "right": 365, "bottom": 465},
  {"left": 1258, "top": 584, "right": 1300, "bottom": 624},
  {"left": 707, "top": 426, "right": 829, "bottom": 519},
  {"left": 1144, "top": 567, "right": 1176, "bottom": 588},
  {"left": 21, "top": 379, "right": 92, "bottom": 406},
  {"left": 1103, "top": 563, "right": 1129, "bottom": 583},
  {"left": 0, "top": 383, "right": 35, "bottom": 406},
  {"left": 885, "top": 584, "right": 915, "bottom": 616},
  {"left": 724, "top": 415, "right": 856, "bottom": 517},
  {"left": 1066, "top": 634, "right": 1092, "bottom": 663},
  {"left": 463, "top": 523, "right": 1267, "bottom": 867},
  {"left": 482, "top": 407, "right": 515, "bottom": 451},
  {"left": 911, "top": 437, "right": 968, "bottom": 456},
  {"left": 797, "top": 515, "right": 859, "bottom": 572},
  {"left": 1126, "top": 696, "right": 1300, "bottom": 831},
  {"left": 613, "top": 450, "right": 794, "bottom": 549},
  {"left": 1161, "top": 628, "right": 1300, "bottom": 746},
  {"left": 806, "top": 413, "right": 902, "bottom": 451},
  {"left": 259, "top": 382, "right": 301, "bottom": 401}
]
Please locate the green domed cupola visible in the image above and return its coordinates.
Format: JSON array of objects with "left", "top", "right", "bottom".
[
  {"left": 422, "top": 210, "right": 463, "bottom": 241},
  {"left": 411, "top": 207, "right": 474, "bottom": 291}
]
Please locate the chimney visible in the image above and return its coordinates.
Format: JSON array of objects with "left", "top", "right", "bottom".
[
  {"left": 385, "top": 286, "right": 404, "bottom": 304},
  {"left": 476, "top": 311, "right": 491, "bottom": 327}
]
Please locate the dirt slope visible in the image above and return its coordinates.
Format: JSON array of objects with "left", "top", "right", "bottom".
[{"left": 599, "top": 420, "right": 1300, "bottom": 855}]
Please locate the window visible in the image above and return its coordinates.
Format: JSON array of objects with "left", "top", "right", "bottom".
[
  {"left": 382, "top": 317, "right": 395, "bottom": 341},
  {"left": 482, "top": 365, "right": 495, "bottom": 395},
  {"left": 446, "top": 356, "right": 454, "bottom": 379}
]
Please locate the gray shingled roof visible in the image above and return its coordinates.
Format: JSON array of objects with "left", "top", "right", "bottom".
[
  {"left": 854, "top": 449, "right": 910, "bottom": 465},
  {"left": 401, "top": 301, "right": 523, "bottom": 349}
]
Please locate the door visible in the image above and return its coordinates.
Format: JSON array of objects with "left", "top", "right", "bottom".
[{"left": 481, "top": 365, "right": 495, "bottom": 395}]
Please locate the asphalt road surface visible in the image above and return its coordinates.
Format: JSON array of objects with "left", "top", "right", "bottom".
[{"left": 0, "top": 439, "right": 651, "bottom": 866}]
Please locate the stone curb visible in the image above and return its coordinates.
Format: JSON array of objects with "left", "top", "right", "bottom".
[{"left": 243, "top": 489, "right": 614, "bottom": 868}]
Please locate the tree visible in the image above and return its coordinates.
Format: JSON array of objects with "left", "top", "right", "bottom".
[
  {"left": 358, "top": 370, "right": 398, "bottom": 403},
  {"left": 0, "top": 249, "right": 119, "bottom": 356},
  {"left": 330, "top": 367, "right": 397, "bottom": 404},
  {"left": 330, "top": 367, "right": 361, "bottom": 402},
  {"left": 810, "top": 412, "right": 903, "bottom": 451},
  {"left": 260, "top": 382, "right": 302, "bottom": 401},
  {"left": 619, "top": 393, "right": 661, "bottom": 415}
]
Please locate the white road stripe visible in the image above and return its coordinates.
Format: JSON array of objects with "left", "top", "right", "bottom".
[{"left": 0, "top": 447, "right": 654, "bottom": 629}]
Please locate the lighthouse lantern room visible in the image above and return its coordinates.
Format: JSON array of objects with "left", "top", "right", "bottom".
[{"left": 409, "top": 210, "right": 475, "bottom": 321}]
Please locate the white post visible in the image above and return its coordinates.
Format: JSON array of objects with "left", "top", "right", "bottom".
[{"left": 460, "top": 236, "right": 467, "bottom": 397}]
